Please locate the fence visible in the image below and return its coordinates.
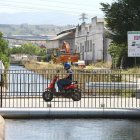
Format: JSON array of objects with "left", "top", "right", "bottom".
[{"left": 1, "top": 68, "right": 140, "bottom": 109}]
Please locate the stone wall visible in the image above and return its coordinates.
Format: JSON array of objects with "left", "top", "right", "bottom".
[{"left": 0, "top": 115, "right": 5, "bottom": 140}]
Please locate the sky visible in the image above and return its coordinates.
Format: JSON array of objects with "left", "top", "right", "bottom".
[{"left": 0, "top": 0, "right": 114, "bottom": 25}]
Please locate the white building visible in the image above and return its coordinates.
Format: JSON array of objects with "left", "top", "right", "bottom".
[{"left": 75, "top": 16, "right": 111, "bottom": 64}]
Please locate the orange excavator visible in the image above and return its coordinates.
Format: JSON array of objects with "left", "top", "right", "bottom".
[{"left": 52, "top": 41, "right": 79, "bottom": 63}]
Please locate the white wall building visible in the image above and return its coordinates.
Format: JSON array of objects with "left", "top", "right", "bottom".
[{"left": 75, "top": 16, "right": 111, "bottom": 64}]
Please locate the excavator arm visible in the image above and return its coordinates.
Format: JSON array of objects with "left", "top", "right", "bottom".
[{"left": 61, "top": 41, "right": 71, "bottom": 54}]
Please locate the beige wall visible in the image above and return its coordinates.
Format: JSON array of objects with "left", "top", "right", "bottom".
[
  {"left": 47, "top": 40, "right": 59, "bottom": 49},
  {"left": 0, "top": 115, "right": 5, "bottom": 140}
]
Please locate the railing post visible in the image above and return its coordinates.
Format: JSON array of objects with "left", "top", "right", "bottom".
[{"left": 0, "top": 74, "right": 2, "bottom": 108}]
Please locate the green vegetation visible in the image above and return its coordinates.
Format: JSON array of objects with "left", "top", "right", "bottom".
[
  {"left": 101, "top": 0, "right": 140, "bottom": 68},
  {"left": 0, "top": 32, "right": 9, "bottom": 68},
  {"left": 10, "top": 43, "right": 47, "bottom": 61},
  {"left": 108, "top": 43, "right": 126, "bottom": 68}
]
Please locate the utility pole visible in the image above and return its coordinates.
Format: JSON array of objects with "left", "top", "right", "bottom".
[
  {"left": 85, "top": 31, "right": 89, "bottom": 65},
  {"left": 79, "top": 13, "right": 88, "bottom": 23}
]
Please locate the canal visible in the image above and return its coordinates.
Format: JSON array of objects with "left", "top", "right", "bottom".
[
  {"left": 5, "top": 65, "right": 140, "bottom": 140},
  {"left": 5, "top": 119, "right": 140, "bottom": 140},
  {"left": 7, "top": 65, "right": 49, "bottom": 96}
]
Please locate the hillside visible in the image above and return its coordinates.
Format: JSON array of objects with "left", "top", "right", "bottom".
[{"left": 0, "top": 24, "right": 75, "bottom": 36}]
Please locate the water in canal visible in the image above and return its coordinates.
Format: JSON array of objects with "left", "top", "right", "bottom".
[
  {"left": 8, "top": 65, "right": 50, "bottom": 96},
  {"left": 5, "top": 65, "right": 140, "bottom": 140},
  {"left": 5, "top": 119, "right": 140, "bottom": 140}
]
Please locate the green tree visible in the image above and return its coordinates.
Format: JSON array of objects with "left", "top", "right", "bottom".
[
  {"left": 10, "top": 43, "right": 47, "bottom": 62},
  {"left": 0, "top": 52, "right": 9, "bottom": 69},
  {"left": 0, "top": 32, "right": 9, "bottom": 68},
  {"left": 9, "top": 46, "right": 23, "bottom": 54},
  {"left": 21, "top": 43, "right": 40, "bottom": 55},
  {"left": 101, "top": 0, "right": 140, "bottom": 67},
  {"left": 0, "top": 32, "right": 9, "bottom": 55},
  {"left": 108, "top": 43, "right": 126, "bottom": 68}
]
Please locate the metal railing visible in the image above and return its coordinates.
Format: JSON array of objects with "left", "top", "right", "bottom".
[{"left": 0, "top": 68, "right": 140, "bottom": 108}]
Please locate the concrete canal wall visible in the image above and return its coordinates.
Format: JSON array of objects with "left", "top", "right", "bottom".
[
  {"left": 1, "top": 108, "right": 140, "bottom": 119},
  {"left": 0, "top": 115, "right": 5, "bottom": 140}
]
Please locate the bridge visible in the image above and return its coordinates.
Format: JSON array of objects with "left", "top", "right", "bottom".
[{"left": 1, "top": 68, "right": 140, "bottom": 118}]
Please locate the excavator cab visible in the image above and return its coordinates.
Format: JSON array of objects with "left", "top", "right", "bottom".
[{"left": 52, "top": 41, "right": 79, "bottom": 63}]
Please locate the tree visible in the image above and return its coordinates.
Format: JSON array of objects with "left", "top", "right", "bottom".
[
  {"left": 0, "top": 32, "right": 9, "bottom": 55},
  {"left": 101, "top": 0, "right": 140, "bottom": 44},
  {"left": 21, "top": 43, "right": 40, "bottom": 55},
  {"left": 0, "top": 32, "right": 9, "bottom": 68},
  {"left": 101, "top": 0, "right": 140, "bottom": 67},
  {"left": 108, "top": 43, "right": 126, "bottom": 68},
  {"left": 10, "top": 43, "right": 47, "bottom": 61}
]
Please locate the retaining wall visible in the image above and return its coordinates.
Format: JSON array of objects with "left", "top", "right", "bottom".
[
  {"left": 1, "top": 108, "right": 140, "bottom": 119},
  {"left": 0, "top": 115, "right": 5, "bottom": 140}
]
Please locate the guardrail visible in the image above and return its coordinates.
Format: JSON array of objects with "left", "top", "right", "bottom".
[{"left": 1, "top": 69, "right": 140, "bottom": 109}]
